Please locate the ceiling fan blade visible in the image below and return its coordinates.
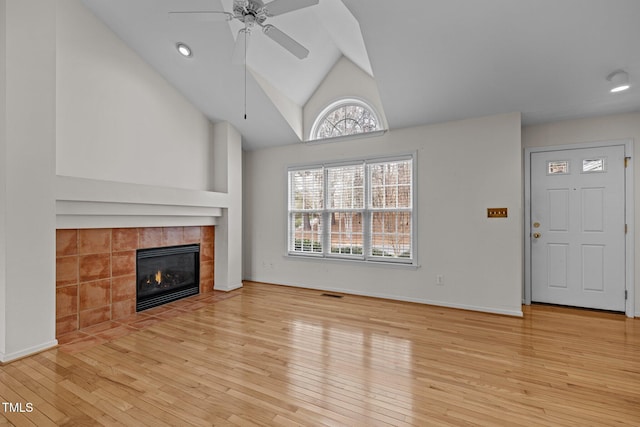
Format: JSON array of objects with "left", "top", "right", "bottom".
[
  {"left": 168, "top": 11, "right": 233, "bottom": 22},
  {"left": 262, "top": 0, "right": 319, "bottom": 17},
  {"left": 262, "top": 24, "right": 309, "bottom": 59},
  {"left": 232, "top": 28, "right": 250, "bottom": 65}
]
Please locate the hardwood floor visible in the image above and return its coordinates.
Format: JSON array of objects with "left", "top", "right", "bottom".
[{"left": 1, "top": 281, "right": 639, "bottom": 426}]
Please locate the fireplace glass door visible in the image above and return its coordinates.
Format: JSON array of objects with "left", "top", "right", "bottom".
[{"left": 136, "top": 244, "right": 200, "bottom": 311}]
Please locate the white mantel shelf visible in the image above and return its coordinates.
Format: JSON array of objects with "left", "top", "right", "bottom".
[{"left": 56, "top": 175, "right": 227, "bottom": 229}]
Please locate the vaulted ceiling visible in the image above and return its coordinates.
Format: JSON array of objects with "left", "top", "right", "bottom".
[{"left": 82, "top": 0, "right": 640, "bottom": 150}]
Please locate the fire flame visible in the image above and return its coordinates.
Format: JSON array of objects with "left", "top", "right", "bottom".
[{"left": 155, "top": 270, "right": 162, "bottom": 284}]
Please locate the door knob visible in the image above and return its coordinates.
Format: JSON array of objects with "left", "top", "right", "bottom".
[{"left": 532, "top": 232, "right": 541, "bottom": 239}]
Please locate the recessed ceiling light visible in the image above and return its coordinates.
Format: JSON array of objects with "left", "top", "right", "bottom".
[
  {"left": 607, "top": 70, "right": 630, "bottom": 93},
  {"left": 176, "top": 42, "right": 192, "bottom": 58}
]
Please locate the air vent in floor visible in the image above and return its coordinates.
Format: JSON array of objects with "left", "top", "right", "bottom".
[{"left": 321, "top": 293, "right": 344, "bottom": 298}]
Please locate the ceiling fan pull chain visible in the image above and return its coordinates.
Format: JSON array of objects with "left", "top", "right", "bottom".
[
  {"left": 169, "top": 0, "right": 319, "bottom": 121},
  {"left": 244, "top": 21, "right": 248, "bottom": 120}
]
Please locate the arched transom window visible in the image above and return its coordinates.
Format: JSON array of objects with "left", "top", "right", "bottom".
[{"left": 310, "top": 98, "right": 381, "bottom": 141}]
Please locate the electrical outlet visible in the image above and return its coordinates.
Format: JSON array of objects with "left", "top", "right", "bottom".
[{"left": 436, "top": 274, "right": 444, "bottom": 285}]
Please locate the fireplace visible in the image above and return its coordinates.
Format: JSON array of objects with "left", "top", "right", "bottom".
[{"left": 136, "top": 244, "right": 200, "bottom": 311}]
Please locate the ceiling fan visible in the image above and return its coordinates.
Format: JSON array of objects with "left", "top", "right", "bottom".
[{"left": 170, "top": 0, "right": 319, "bottom": 61}]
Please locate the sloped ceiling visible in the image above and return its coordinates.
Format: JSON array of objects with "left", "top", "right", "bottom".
[
  {"left": 341, "top": 0, "right": 640, "bottom": 130},
  {"left": 81, "top": 0, "right": 371, "bottom": 150},
  {"left": 82, "top": 0, "right": 640, "bottom": 150}
]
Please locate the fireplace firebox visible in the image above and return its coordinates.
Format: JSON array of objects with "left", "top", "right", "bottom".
[{"left": 136, "top": 244, "right": 200, "bottom": 311}]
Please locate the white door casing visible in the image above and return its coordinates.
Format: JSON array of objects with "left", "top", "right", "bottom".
[{"left": 525, "top": 140, "right": 634, "bottom": 317}]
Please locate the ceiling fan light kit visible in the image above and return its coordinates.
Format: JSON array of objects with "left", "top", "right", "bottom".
[{"left": 607, "top": 69, "right": 631, "bottom": 93}]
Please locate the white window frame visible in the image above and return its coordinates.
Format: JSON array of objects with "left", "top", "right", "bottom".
[
  {"left": 288, "top": 166, "right": 325, "bottom": 257},
  {"left": 309, "top": 98, "right": 383, "bottom": 142},
  {"left": 287, "top": 154, "right": 416, "bottom": 265}
]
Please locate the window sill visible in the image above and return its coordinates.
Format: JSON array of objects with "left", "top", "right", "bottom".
[
  {"left": 304, "top": 129, "right": 387, "bottom": 145},
  {"left": 285, "top": 253, "right": 420, "bottom": 270}
]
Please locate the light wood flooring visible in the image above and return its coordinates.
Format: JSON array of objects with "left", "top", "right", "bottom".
[{"left": 1, "top": 281, "right": 639, "bottom": 426}]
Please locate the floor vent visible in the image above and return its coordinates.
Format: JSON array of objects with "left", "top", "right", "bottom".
[{"left": 321, "top": 293, "right": 344, "bottom": 299}]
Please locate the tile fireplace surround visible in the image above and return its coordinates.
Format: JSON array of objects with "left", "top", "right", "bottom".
[{"left": 55, "top": 226, "right": 214, "bottom": 338}]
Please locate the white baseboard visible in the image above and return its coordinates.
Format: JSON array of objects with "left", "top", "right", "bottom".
[
  {"left": 214, "top": 281, "right": 243, "bottom": 292},
  {"left": 0, "top": 340, "right": 58, "bottom": 364},
  {"left": 246, "top": 279, "right": 524, "bottom": 317}
]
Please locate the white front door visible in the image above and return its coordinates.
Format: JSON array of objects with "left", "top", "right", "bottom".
[{"left": 531, "top": 145, "right": 626, "bottom": 311}]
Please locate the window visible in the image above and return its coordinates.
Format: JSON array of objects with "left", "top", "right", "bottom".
[
  {"left": 547, "top": 160, "right": 569, "bottom": 175},
  {"left": 582, "top": 158, "right": 606, "bottom": 173},
  {"left": 288, "top": 156, "right": 414, "bottom": 264},
  {"left": 289, "top": 168, "right": 324, "bottom": 253},
  {"left": 310, "top": 98, "right": 381, "bottom": 141},
  {"left": 328, "top": 164, "right": 365, "bottom": 256}
]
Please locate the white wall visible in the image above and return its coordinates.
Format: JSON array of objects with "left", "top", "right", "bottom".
[
  {"left": 523, "top": 112, "right": 640, "bottom": 315},
  {"left": 56, "top": 0, "right": 215, "bottom": 191},
  {"left": 0, "top": 0, "right": 7, "bottom": 356},
  {"left": 244, "top": 112, "right": 523, "bottom": 316},
  {"left": 54, "top": 0, "right": 233, "bottom": 232},
  {"left": 212, "top": 122, "right": 243, "bottom": 291},
  {"left": 0, "top": 0, "right": 57, "bottom": 362}
]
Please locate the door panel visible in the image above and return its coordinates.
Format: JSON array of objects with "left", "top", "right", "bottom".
[
  {"left": 547, "top": 244, "right": 568, "bottom": 288},
  {"left": 582, "top": 188, "right": 604, "bottom": 232},
  {"left": 531, "top": 146, "right": 625, "bottom": 311},
  {"left": 548, "top": 189, "right": 569, "bottom": 231},
  {"left": 581, "top": 244, "right": 604, "bottom": 291}
]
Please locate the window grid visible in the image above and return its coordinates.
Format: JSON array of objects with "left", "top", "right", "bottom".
[
  {"left": 327, "top": 164, "right": 365, "bottom": 258},
  {"left": 369, "top": 211, "right": 412, "bottom": 259},
  {"left": 327, "top": 164, "right": 364, "bottom": 210},
  {"left": 290, "top": 212, "right": 323, "bottom": 254},
  {"left": 329, "top": 212, "right": 364, "bottom": 256},
  {"left": 289, "top": 168, "right": 324, "bottom": 254},
  {"left": 289, "top": 168, "right": 324, "bottom": 211},
  {"left": 310, "top": 99, "right": 381, "bottom": 141},
  {"left": 368, "top": 160, "right": 413, "bottom": 259},
  {"left": 288, "top": 157, "right": 414, "bottom": 263}
]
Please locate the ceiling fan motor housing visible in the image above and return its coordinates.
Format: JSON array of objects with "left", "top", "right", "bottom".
[{"left": 233, "top": 0, "right": 268, "bottom": 26}]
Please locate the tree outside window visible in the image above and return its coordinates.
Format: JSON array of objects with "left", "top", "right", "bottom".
[{"left": 310, "top": 99, "right": 381, "bottom": 141}]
